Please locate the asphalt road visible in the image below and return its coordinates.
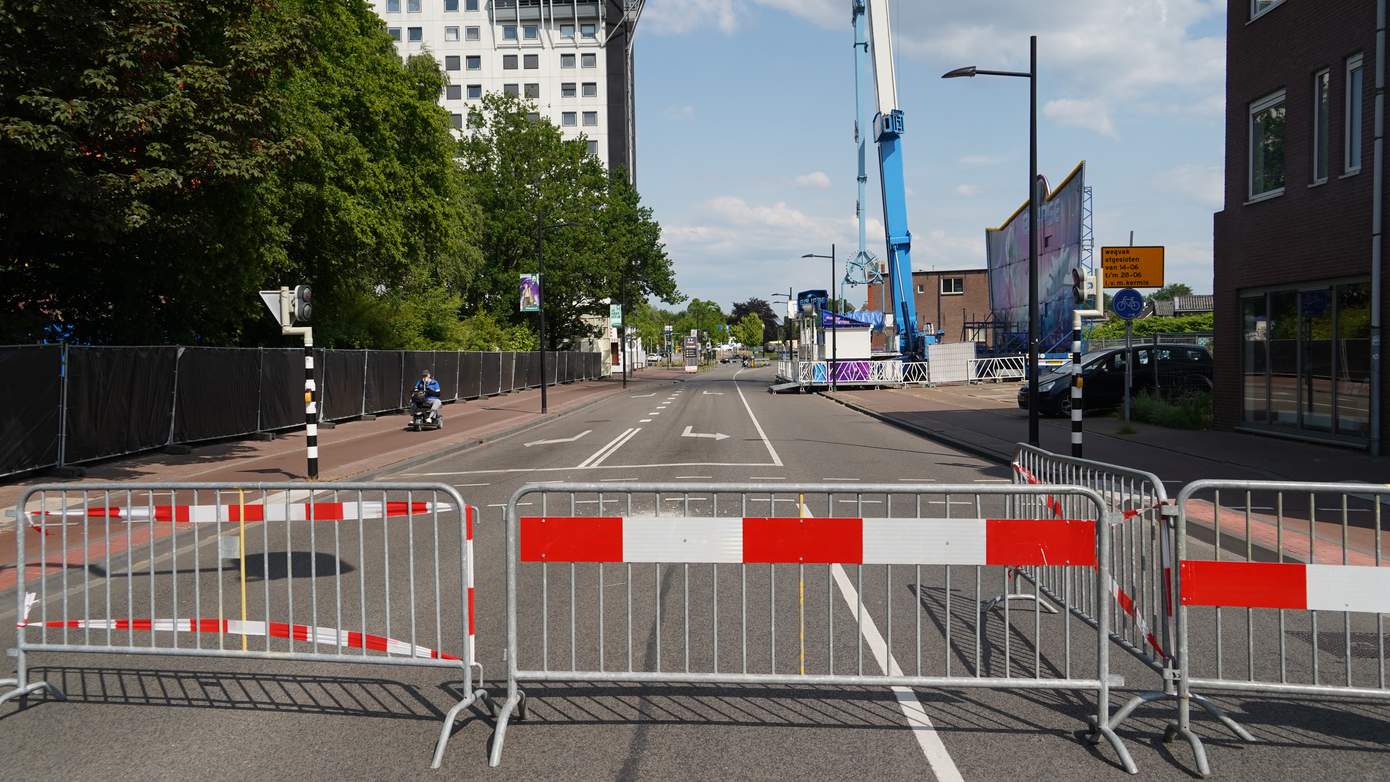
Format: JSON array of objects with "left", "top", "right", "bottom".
[{"left": 2, "top": 364, "right": 1387, "bottom": 780}]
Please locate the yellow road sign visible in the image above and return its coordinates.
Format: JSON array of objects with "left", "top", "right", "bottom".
[{"left": 1101, "top": 246, "right": 1165, "bottom": 289}]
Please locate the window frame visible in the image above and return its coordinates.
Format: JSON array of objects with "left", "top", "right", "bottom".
[
  {"left": 445, "top": 84, "right": 462, "bottom": 101},
  {"left": 561, "top": 53, "right": 576, "bottom": 69},
  {"left": 465, "top": 0, "right": 478, "bottom": 10},
  {"left": 503, "top": 83, "right": 519, "bottom": 97},
  {"left": 562, "top": 111, "right": 578, "bottom": 127},
  {"left": 523, "top": 54, "right": 539, "bottom": 70},
  {"left": 561, "top": 82, "right": 577, "bottom": 98},
  {"left": 502, "top": 54, "right": 518, "bottom": 70},
  {"left": 465, "top": 25, "right": 480, "bottom": 41},
  {"left": 466, "top": 84, "right": 482, "bottom": 100},
  {"left": 940, "top": 276, "right": 965, "bottom": 295},
  {"left": 1248, "top": 89, "right": 1287, "bottom": 202},
  {"left": 1312, "top": 68, "right": 1330, "bottom": 184},
  {"left": 524, "top": 82, "right": 540, "bottom": 99},
  {"left": 581, "top": 52, "right": 597, "bottom": 68},
  {"left": 502, "top": 24, "right": 518, "bottom": 41},
  {"left": 581, "top": 23, "right": 597, "bottom": 39},
  {"left": 444, "top": 0, "right": 459, "bottom": 11},
  {"left": 523, "top": 24, "right": 539, "bottom": 40},
  {"left": 387, "top": 26, "right": 402, "bottom": 41},
  {"left": 444, "top": 55, "right": 461, "bottom": 71},
  {"left": 560, "top": 24, "right": 575, "bottom": 39},
  {"left": 1249, "top": 0, "right": 1285, "bottom": 21},
  {"left": 406, "top": 26, "right": 423, "bottom": 42},
  {"left": 582, "top": 111, "right": 598, "bottom": 127},
  {"left": 444, "top": 26, "right": 460, "bottom": 42},
  {"left": 1345, "top": 53, "right": 1365, "bottom": 175},
  {"left": 465, "top": 55, "right": 481, "bottom": 71},
  {"left": 582, "top": 82, "right": 598, "bottom": 98},
  {"left": 406, "top": 0, "right": 421, "bottom": 12},
  {"left": 386, "top": 0, "right": 401, "bottom": 12}
]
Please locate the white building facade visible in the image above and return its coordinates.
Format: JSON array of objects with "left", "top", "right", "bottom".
[{"left": 372, "top": 0, "right": 638, "bottom": 175}]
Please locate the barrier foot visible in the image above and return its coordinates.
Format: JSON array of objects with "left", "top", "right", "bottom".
[
  {"left": 430, "top": 688, "right": 487, "bottom": 770},
  {"left": 1106, "top": 689, "right": 1170, "bottom": 734},
  {"left": 1086, "top": 716, "right": 1139, "bottom": 775},
  {"left": 979, "top": 593, "right": 1058, "bottom": 615},
  {"left": 487, "top": 690, "right": 525, "bottom": 768},
  {"left": 0, "top": 678, "right": 65, "bottom": 708},
  {"left": 1164, "top": 722, "right": 1212, "bottom": 777},
  {"left": 1190, "top": 692, "right": 1255, "bottom": 743}
]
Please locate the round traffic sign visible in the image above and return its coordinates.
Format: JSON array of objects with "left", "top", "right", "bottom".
[{"left": 1112, "top": 288, "right": 1145, "bottom": 320}]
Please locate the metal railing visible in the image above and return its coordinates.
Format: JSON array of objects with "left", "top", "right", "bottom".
[
  {"left": 968, "top": 355, "right": 1027, "bottom": 383},
  {"left": 901, "top": 361, "right": 931, "bottom": 385},
  {"left": 1108, "top": 479, "right": 1389, "bottom": 776},
  {"left": 487, "top": 481, "right": 1136, "bottom": 772},
  {"left": 1, "top": 481, "right": 487, "bottom": 769}
]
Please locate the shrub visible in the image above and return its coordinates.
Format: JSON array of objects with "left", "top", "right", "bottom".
[{"left": 1130, "top": 389, "right": 1212, "bottom": 430}]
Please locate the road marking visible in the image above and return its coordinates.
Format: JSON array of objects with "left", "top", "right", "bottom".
[
  {"left": 578, "top": 428, "right": 635, "bottom": 469},
  {"left": 523, "top": 429, "right": 592, "bottom": 447},
  {"left": 681, "top": 425, "right": 729, "bottom": 441},
  {"left": 588, "top": 427, "right": 641, "bottom": 468},
  {"left": 896, "top": 478, "right": 938, "bottom": 482},
  {"left": 702, "top": 390, "right": 725, "bottom": 396},
  {"left": 598, "top": 477, "right": 637, "bottom": 482},
  {"left": 639, "top": 418, "right": 652, "bottom": 423},
  {"left": 403, "top": 461, "right": 780, "bottom": 476},
  {"left": 674, "top": 475, "right": 712, "bottom": 479},
  {"left": 837, "top": 499, "right": 884, "bottom": 504},
  {"left": 749, "top": 476, "right": 785, "bottom": 480},
  {"left": 823, "top": 477, "right": 860, "bottom": 482},
  {"left": 803, "top": 501, "right": 963, "bottom": 782},
  {"left": 630, "top": 393, "right": 656, "bottom": 398},
  {"left": 733, "top": 368, "right": 783, "bottom": 467}
]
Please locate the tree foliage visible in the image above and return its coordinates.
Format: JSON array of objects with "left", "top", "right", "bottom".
[
  {"left": 729, "top": 298, "right": 779, "bottom": 344},
  {"left": 1148, "top": 283, "right": 1194, "bottom": 303},
  {"left": 1089, "top": 312, "right": 1213, "bottom": 339},
  {"left": 732, "top": 312, "right": 765, "bottom": 350}
]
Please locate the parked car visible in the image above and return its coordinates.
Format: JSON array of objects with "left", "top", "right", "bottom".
[{"left": 1018, "top": 344, "right": 1213, "bottom": 417}]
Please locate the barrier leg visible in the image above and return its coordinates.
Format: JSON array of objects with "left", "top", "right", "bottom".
[
  {"left": 430, "top": 687, "right": 489, "bottom": 769},
  {"left": 487, "top": 690, "right": 526, "bottom": 768},
  {"left": 980, "top": 568, "right": 1058, "bottom": 615},
  {"left": 0, "top": 649, "right": 66, "bottom": 708}
]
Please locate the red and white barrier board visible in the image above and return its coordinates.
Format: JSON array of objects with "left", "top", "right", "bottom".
[
  {"left": 33, "top": 501, "right": 453, "bottom": 524},
  {"left": 1180, "top": 561, "right": 1390, "bottom": 614},
  {"left": 519, "top": 516, "right": 1096, "bottom": 567}
]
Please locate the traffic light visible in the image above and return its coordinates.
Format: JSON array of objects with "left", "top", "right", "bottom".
[
  {"left": 1071, "top": 268, "right": 1097, "bottom": 309},
  {"left": 293, "top": 285, "right": 312, "bottom": 323}
]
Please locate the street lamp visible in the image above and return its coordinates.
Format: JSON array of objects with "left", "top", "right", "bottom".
[
  {"left": 533, "top": 218, "right": 577, "bottom": 414},
  {"left": 802, "top": 245, "right": 837, "bottom": 391},
  {"left": 943, "top": 35, "right": 1040, "bottom": 446},
  {"left": 771, "top": 288, "right": 794, "bottom": 357}
]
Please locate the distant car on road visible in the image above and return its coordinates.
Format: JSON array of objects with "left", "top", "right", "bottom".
[{"left": 1018, "top": 343, "right": 1213, "bottom": 417}]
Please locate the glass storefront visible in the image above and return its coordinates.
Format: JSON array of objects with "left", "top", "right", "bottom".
[{"left": 1240, "top": 280, "right": 1372, "bottom": 440}]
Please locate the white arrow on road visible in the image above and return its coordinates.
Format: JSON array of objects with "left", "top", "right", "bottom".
[
  {"left": 702, "top": 390, "right": 724, "bottom": 396},
  {"left": 523, "top": 429, "right": 592, "bottom": 447},
  {"left": 681, "top": 425, "right": 729, "bottom": 441}
]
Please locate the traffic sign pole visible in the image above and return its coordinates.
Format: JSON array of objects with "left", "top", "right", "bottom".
[
  {"left": 1110, "top": 288, "right": 1146, "bottom": 426},
  {"left": 1124, "top": 319, "right": 1133, "bottom": 423}
]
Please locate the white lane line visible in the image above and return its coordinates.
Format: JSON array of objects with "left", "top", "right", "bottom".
[
  {"left": 749, "top": 476, "right": 785, "bottom": 480},
  {"left": 823, "top": 477, "right": 860, "bottom": 482},
  {"left": 733, "top": 367, "right": 783, "bottom": 467},
  {"left": 639, "top": 419, "right": 653, "bottom": 423},
  {"left": 803, "top": 501, "right": 963, "bottom": 782},
  {"left": 630, "top": 393, "right": 656, "bottom": 398},
  {"left": 674, "top": 475, "right": 712, "bottom": 479},
  {"left": 589, "top": 427, "right": 641, "bottom": 468},
  {"left": 599, "top": 477, "right": 638, "bottom": 482},
  {"left": 579, "top": 428, "right": 634, "bottom": 469},
  {"left": 649, "top": 412, "right": 661, "bottom": 416},
  {"left": 837, "top": 499, "right": 884, "bottom": 504},
  {"left": 404, "top": 461, "right": 779, "bottom": 476}
]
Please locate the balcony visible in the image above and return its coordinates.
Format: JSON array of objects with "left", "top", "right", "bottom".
[{"left": 493, "top": 1, "right": 602, "bottom": 21}]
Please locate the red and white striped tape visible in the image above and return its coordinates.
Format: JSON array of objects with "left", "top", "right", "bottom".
[
  {"left": 1180, "top": 560, "right": 1390, "bottom": 613},
  {"left": 31, "top": 501, "right": 453, "bottom": 524},
  {"left": 520, "top": 516, "right": 1096, "bottom": 567}
]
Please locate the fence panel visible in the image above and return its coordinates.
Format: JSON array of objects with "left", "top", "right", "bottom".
[
  {"left": 0, "top": 345, "right": 63, "bottom": 477},
  {"left": 173, "top": 347, "right": 261, "bottom": 443},
  {"left": 434, "top": 351, "right": 461, "bottom": 402},
  {"left": 65, "top": 347, "right": 178, "bottom": 462},
  {"left": 480, "top": 351, "right": 501, "bottom": 397},
  {"left": 364, "top": 350, "right": 405, "bottom": 414},
  {"left": 487, "top": 481, "right": 1135, "bottom": 772},
  {"left": 528, "top": 352, "right": 543, "bottom": 388},
  {"left": 322, "top": 349, "right": 367, "bottom": 421},
  {"left": 460, "top": 352, "right": 482, "bottom": 400},
  {"left": 1, "top": 481, "right": 488, "bottom": 768},
  {"left": 256, "top": 348, "right": 306, "bottom": 431},
  {"left": 499, "top": 351, "right": 515, "bottom": 393}
]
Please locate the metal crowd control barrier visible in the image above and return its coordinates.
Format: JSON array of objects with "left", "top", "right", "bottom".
[
  {"left": 1011, "top": 444, "right": 1176, "bottom": 676},
  {"left": 0, "top": 482, "right": 487, "bottom": 769},
  {"left": 1109, "top": 480, "right": 1389, "bottom": 777},
  {"left": 488, "top": 481, "right": 1137, "bottom": 773},
  {"left": 967, "top": 355, "right": 1027, "bottom": 383}
]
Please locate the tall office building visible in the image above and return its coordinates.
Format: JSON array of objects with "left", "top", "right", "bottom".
[{"left": 372, "top": 0, "right": 639, "bottom": 177}]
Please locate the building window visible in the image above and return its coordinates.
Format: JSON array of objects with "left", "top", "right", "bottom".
[
  {"left": 940, "top": 277, "right": 965, "bottom": 295},
  {"left": 523, "top": 24, "right": 539, "bottom": 40},
  {"left": 1250, "top": 0, "right": 1284, "bottom": 20},
  {"left": 465, "top": 25, "right": 480, "bottom": 41},
  {"left": 386, "top": 0, "right": 400, "bottom": 12},
  {"left": 1248, "top": 90, "right": 1286, "bottom": 200},
  {"left": 446, "top": 84, "right": 462, "bottom": 100},
  {"left": 524, "top": 83, "right": 540, "bottom": 99},
  {"left": 465, "top": 0, "right": 478, "bottom": 9},
  {"left": 581, "top": 23, "right": 597, "bottom": 39},
  {"left": 444, "top": 26, "right": 460, "bottom": 42},
  {"left": 451, "top": 113, "right": 463, "bottom": 130},
  {"left": 916, "top": 284, "right": 923, "bottom": 294},
  {"left": 583, "top": 111, "right": 598, "bottom": 126},
  {"left": 587, "top": 140, "right": 599, "bottom": 155},
  {"left": 503, "top": 54, "right": 518, "bottom": 70},
  {"left": 562, "top": 111, "right": 577, "bottom": 127},
  {"left": 467, "top": 84, "right": 482, "bottom": 99},
  {"left": 524, "top": 54, "right": 539, "bottom": 69},
  {"left": 503, "top": 83, "right": 519, "bottom": 97},
  {"left": 445, "top": 0, "right": 459, "bottom": 10},
  {"left": 466, "top": 55, "right": 480, "bottom": 70},
  {"left": 581, "top": 53, "right": 597, "bottom": 68},
  {"left": 582, "top": 82, "right": 597, "bottom": 97},
  {"left": 1346, "top": 54, "right": 1364, "bottom": 174},
  {"left": 445, "top": 55, "right": 461, "bottom": 71},
  {"left": 1313, "top": 68, "right": 1329, "bottom": 183},
  {"left": 407, "top": 0, "right": 421, "bottom": 12},
  {"left": 560, "top": 24, "right": 575, "bottom": 39},
  {"left": 502, "top": 25, "right": 518, "bottom": 41},
  {"left": 561, "top": 53, "right": 576, "bottom": 69},
  {"left": 527, "top": 112, "right": 540, "bottom": 122},
  {"left": 388, "top": 26, "right": 401, "bottom": 41},
  {"left": 407, "top": 26, "right": 422, "bottom": 42},
  {"left": 561, "top": 82, "right": 577, "bottom": 98}
]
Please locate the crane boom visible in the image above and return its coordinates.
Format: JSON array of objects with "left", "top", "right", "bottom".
[{"left": 858, "top": 0, "right": 921, "bottom": 356}]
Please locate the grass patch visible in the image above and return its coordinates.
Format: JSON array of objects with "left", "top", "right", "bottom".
[{"left": 1131, "top": 389, "right": 1212, "bottom": 430}]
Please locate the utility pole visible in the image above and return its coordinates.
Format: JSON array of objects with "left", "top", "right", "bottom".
[{"left": 258, "top": 285, "right": 316, "bottom": 479}]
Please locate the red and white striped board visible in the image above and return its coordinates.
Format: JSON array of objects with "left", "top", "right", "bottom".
[
  {"left": 519, "top": 516, "right": 1096, "bottom": 567},
  {"left": 31, "top": 501, "right": 455, "bottom": 524},
  {"left": 1181, "top": 561, "right": 1390, "bottom": 614}
]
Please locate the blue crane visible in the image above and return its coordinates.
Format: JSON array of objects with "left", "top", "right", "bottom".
[{"left": 852, "top": 0, "right": 922, "bottom": 357}]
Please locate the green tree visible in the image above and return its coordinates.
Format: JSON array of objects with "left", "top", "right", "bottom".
[
  {"left": 729, "top": 298, "right": 780, "bottom": 344},
  {"left": 1148, "top": 283, "right": 1194, "bottom": 302},
  {"left": 678, "top": 298, "right": 726, "bottom": 342},
  {"left": 732, "top": 312, "right": 765, "bottom": 351}
]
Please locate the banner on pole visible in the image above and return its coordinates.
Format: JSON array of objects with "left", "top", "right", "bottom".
[{"left": 519, "top": 274, "right": 540, "bottom": 312}]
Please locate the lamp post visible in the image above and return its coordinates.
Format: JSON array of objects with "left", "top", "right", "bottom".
[
  {"left": 802, "top": 245, "right": 836, "bottom": 391},
  {"left": 771, "top": 288, "right": 794, "bottom": 357},
  {"left": 533, "top": 218, "right": 577, "bottom": 415},
  {"left": 943, "top": 35, "right": 1040, "bottom": 446}
]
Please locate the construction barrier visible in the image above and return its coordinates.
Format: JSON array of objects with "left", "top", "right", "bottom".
[
  {"left": 487, "top": 482, "right": 1137, "bottom": 772},
  {"left": 1012, "top": 444, "right": 1176, "bottom": 675},
  {"left": 0, "top": 482, "right": 487, "bottom": 769},
  {"left": 1108, "top": 479, "right": 1389, "bottom": 777}
]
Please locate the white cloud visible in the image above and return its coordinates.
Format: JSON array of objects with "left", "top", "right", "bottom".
[
  {"left": 794, "top": 170, "right": 831, "bottom": 190},
  {"left": 954, "top": 184, "right": 980, "bottom": 197},
  {"left": 1154, "top": 163, "right": 1223, "bottom": 209},
  {"left": 664, "top": 104, "right": 696, "bottom": 121},
  {"left": 1044, "top": 97, "right": 1115, "bottom": 137},
  {"left": 959, "top": 154, "right": 1004, "bottom": 167},
  {"left": 643, "top": 0, "right": 740, "bottom": 35}
]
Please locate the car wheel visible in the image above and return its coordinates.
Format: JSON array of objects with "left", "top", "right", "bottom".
[{"left": 1058, "top": 397, "right": 1071, "bottom": 417}]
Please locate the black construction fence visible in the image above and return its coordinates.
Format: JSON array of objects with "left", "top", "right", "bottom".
[{"left": 0, "top": 346, "right": 605, "bottom": 478}]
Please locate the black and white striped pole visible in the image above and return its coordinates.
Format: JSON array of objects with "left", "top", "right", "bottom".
[
  {"left": 1069, "top": 268, "right": 1103, "bottom": 458},
  {"left": 260, "top": 285, "right": 316, "bottom": 479}
]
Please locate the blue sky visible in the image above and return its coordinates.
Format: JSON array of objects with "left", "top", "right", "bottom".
[{"left": 631, "top": 0, "right": 1227, "bottom": 312}]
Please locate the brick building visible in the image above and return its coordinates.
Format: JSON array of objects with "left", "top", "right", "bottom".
[
  {"left": 866, "top": 268, "right": 990, "bottom": 349},
  {"left": 1213, "top": 0, "right": 1385, "bottom": 452}
]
